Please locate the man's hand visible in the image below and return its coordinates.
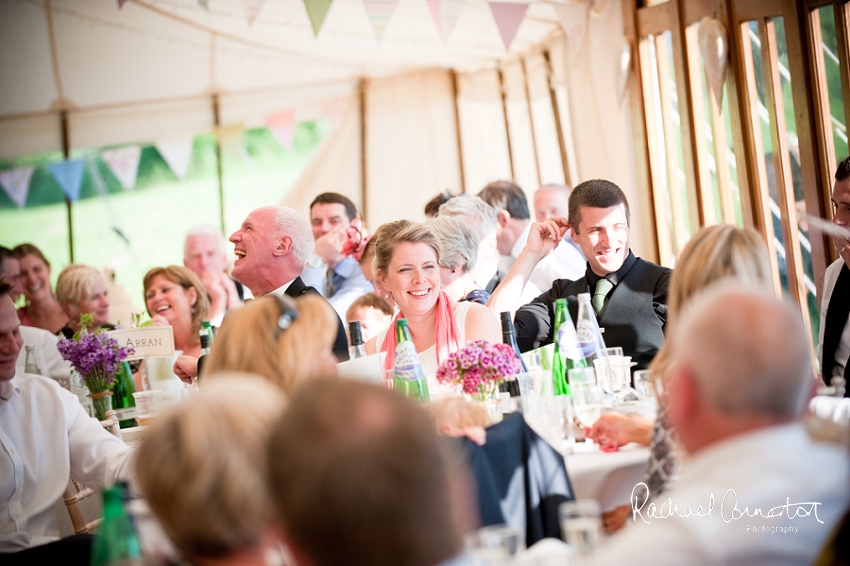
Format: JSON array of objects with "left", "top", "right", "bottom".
[
  {"left": 313, "top": 226, "right": 348, "bottom": 269},
  {"left": 524, "top": 217, "right": 570, "bottom": 261},
  {"left": 173, "top": 355, "right": 199, "bottom": 384}
]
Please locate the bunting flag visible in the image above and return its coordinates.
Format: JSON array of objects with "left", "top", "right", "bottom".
[
  {"left": 364, "top": 0, "right": 398, "bottom": 40},
  {"left": 101, "top": 146, "right": 142, "bottom": 191},
  {"left": 0, "top": 166, "right": 34, "bottom": 208},
  {"left": 489, "top": 2, "right": 528, "bottom": 51},
  {"left": 554, "top": 3, "right": 589, "bottom": 55},
  {"left": 198, "top": 0, "right": 209, "bottom": 8},
  {"left": 117, "top": 0, "right": 128, "bottom": 8},
  {"left": 215, "top": 124, "right": 246, "bottom": 158},
  {"left": 241, "top": 0, "right": 266, "bottom": 25},
  {"left": 266, "top": 110, "right": 297, "bottom": 150},
  {"left": 48, "top": 160, "right": 86, "bottom": 202},
  {"left": 155, "top": 138, "right": 194, "bottom": 179},
  {"left": 322, "top": 95, "right": 351, "bottom": 128},
  {"left": 426, "top": 0, "right": 463, "bottom": 42},
  {"left": 303, "top": 0, "right": 334, "bottom": 36}
]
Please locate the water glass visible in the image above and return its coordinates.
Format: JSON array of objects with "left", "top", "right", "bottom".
[
  {"left": 133, "top": 390, "right": 163, "bottom": 427},
  {"left": 465, "top": 524, "right": 524, "bottom": 566},
  {"left": 559, "top": 499, "right": 602, "bottom": 559},
  {"left": 633, "top": 370, "right": 653, "bottom": 398},
  {"left": 539, "top": 396, "right": 575, "bottom": 454},
  {"left": 571, "top": 382, "right": 605, "bottom": 429}
]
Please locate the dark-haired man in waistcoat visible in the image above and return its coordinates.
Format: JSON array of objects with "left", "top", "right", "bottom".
[{"left": 488, "top": 179, "right": 671, "bottom": 370}]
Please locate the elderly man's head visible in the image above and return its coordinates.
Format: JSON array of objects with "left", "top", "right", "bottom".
[
  {"left": 183, "top": 225, "right": 229, "bottom": 278},
  {"left": 534, "top": 184, "right": 571, "bottom": 223},
  {"left": 229, "top": 207, "right": 314, "bottom": 296},
  {"left": 667, "top": 286, "right": 811, "bottom": 455},
  {"left": 266, "top": 380, "right": 466, "bottom": 566}
]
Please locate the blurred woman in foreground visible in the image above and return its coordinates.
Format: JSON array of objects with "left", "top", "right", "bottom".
[
  {"left": 203, "top": 294, "right": 339, "bottom": 393},
  {"left": 55, "top": 264, "right": 114, "bottom": 338},
  {"left": 135, "top": 375, "right": 287, "bottom": 566},
  {"left": 143, "top": 266, "right": 209, "bottom": 359},
  {"left": 14, "top": 243, "right": 68, "bottom": 334}
]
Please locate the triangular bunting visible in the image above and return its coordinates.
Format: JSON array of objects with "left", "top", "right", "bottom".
[
  {"left": 0, "top": 166, "right": 34, "bottom": 208},
  {"left": 117, "top": 0, "right": 128, "bottom": 8},
  {"left": 322, "top": 95, "right": 350, "bottom": 128},
  {"left": 155, "top": 138, "right": 194, "bottom": 179},
  {"left": 364, "top": 0, "right": 398, "bottom": 41},
  {"left": 215, "top": 124, "right": 246, "bottom": 158},
  {"left": 241, "top": 0, "right": 266, "bottom": 25},
  {"left": 265, "top": 110, "right": 297, "bottom": 150},
  {"left": 426, "top": 0, "right": 463, "bottom": 42},
  {"left": 489, "top": 2, "right": 528, "bottom": 51},
  {"left": 198, "top": 0, "right": 209, "bottom": 8},
  {"left": 303, "top": 0, "right": 334, "bottom": 36},
  {"left": 101, "top": 146, "right": 142, "bottom": 191},
  {"left": 554, "top": 3, "right": 589, "bottom": 49},
  {"left": 48, "top": 160, "right": 86, "bottom": 202}
]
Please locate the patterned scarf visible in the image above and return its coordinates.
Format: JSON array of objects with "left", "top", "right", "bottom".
[{"left": 381, "top": 290, "right": 461, "bottom": 372}]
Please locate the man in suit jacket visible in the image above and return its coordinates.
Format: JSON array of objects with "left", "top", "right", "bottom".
[
  {"left": 173, "top": 206, "right": 349, "bottom": 382},
  {"left": 488, "top": 179, "right": 671, "bottom": 369},
  {"left": 818, "top": 156, "right": 850, "bottom": 391}
]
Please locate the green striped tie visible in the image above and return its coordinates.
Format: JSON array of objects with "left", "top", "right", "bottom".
[{"left": 592, "top": 278, "right": 614, "bottom": 317}]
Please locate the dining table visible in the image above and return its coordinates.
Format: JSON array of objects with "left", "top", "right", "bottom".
[{"left": 564, "top": 442, "right": 650, "bottom": 511}]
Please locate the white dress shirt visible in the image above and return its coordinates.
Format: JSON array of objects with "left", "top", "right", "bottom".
[
  {"left": 592, "top": 423, "right": 850, "bottom": 566},
  {"left": 0, "top": 373, "right": 134, "bottom": 552},
  {"left": 16, "top": 326, "right": 72, "bottom": 386}
]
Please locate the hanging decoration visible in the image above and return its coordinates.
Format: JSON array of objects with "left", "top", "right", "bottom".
[
  {"left": 198, "top": 0, "right": 209, "bottom": 8},
  {"left": 426, "top": 0, "right": 463, "bottom": 43},
  {"left": 364, "top": 0, "right": 399, "bottom": 41},
  {"left": 553, "top": 3, "right": 588, "bottom": 64},
  {"left": 101, "top": 146, "right": 142, "bottom": 191},
  {"left": 117, "top": 0, "right": 129, "bottom": 8},
  {"left": 303, "top": 0, "right": 334, "bottom": 37},
  {"left": 616, "top": 36, "right": 631, "bottom": 105},
  {"left": 48, "top": 160, "right": 86, "bottom": 202},
  {"left": 215, "top": 124, "right": 246, "bottom": 158},
  {"left": 697, "top": 17, "right": 729, "bottom": 108},
  {"left": 489, "top": 2, "right": 528, "bottom": 52},
  {"left": 241, "top": 0, "right": 266, "bottom": 25},
  {"left": 322, "top": 95, "right": 351, "bottom": 128},
  {"left": 0, "top": 166, "right": 34, "bottom": 209},
  {"left": 266, "top": 110, "right": 297, "bottom": 150},
  {"left": 155, "top": 138, "right": 194, "bottom": 180}
]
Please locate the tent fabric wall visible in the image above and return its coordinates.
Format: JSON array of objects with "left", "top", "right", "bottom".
[
  {"left": 0, "top": 114, "right": 63, "bottom": 158},
  {"left": 525, "top": 50, "right": 566, "bottom": 187},
  {"left": 502, "top": 58, "right": 540, "bottom": 193}
]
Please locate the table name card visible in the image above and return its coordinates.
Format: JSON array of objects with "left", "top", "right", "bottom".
[{"left": 108, "top": 326, "right": 175, "bottom": 360}]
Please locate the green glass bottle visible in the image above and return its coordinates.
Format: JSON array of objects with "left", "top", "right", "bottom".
[
  {"left": 552, "top": 299, "right": 587, "bottom": 396},
  {"left": 392, "top": 319, "right": 430, "bottom": 403},
  {"left": 110, "top": 362, "right": 137, "bottom": 429},
  {"left": 90, "top": 483, "right": 142, "bottom": 566}
]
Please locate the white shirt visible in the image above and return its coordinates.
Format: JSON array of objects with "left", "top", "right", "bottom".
[
  {"left": 592, "top": 423, "right": 850, "bottom": 566},
  {"left": 266, "top": 279, "right": 295, "bottom": 300},
  {"left": 0, "top": 373, "right": 134, "bottom": 552},
  {"left": 16, "top": 326, "right": 72, "bottom": 387},
  {"left": 818, "top": 258, "right": 850, "bottom": 381}
]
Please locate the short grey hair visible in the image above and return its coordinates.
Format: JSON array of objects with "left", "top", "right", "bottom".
[
  {"left": 674, "top": 284, "right": 811, "bottom": 420},
  {"left": 437, "top": 195, "right": 497, "bottom": 241},
  {"left": 184, "top": 224, "right": 227, "bottom": 260},
  {"left": 426, "top": 216, "right": 478, "bottom": 272},
  {"left": 274, "top": 207, "right": 315, "bottom": 265}
]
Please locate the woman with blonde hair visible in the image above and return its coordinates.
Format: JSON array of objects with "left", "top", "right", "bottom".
[
  {"left": 14, "top": 243, "right": 68, "bottom": 334},
  {"left": 55, "top": 264, "right": 114, "bottom": 338},
  {"left": 588, "top": 224, "right": 774, "bottom": 531},
  {"left": 203, "top": 293, "right": 339, "bottom": 393},
  {"left": 364, "top": 220, "right": 500, "bottom": 378},
  {"left": 135, "top": 375, "right": 287, "bottom": 566},
  {"left": 143, "top": 265, "right": 210, "bottom": 358}
]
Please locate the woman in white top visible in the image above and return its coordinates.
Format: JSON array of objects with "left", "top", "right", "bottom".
[{"left": 365, "top": 220, "right": 500, "bottom": 377}]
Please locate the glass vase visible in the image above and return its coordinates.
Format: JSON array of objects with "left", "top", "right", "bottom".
[{"left": 89, "top": 391, "right": 114, "bottom": 422}]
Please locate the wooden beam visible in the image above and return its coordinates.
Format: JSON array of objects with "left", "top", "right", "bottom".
[
  {"left": 60, "top": 109, "right": 74, "bottom": 264},
  {"left": 637, "top": 3, "right": 673, "bottom": 37},
  {"left": 212, "top": 94, "right": 225, "bottom": 235},
  {"left": 520, "top": 57, "right": 542, "bottom": 188},
  {"left": 542, "top": 49, "right": 570, "bottom": 187},
  {"left": 735, "top": 0, "right": 783, "bottom": 22},
  {"left": 359, "top": 79, "right": 368, "bottom": 225},
  {"left": 838, "top": 2, "right": 850, "bottom": 173},
  {"left": 450, "top": 70, "right": 466, "bottom": 194},
  {"left": 808, "top": 7, "right": 837, "bottom": 215},
  {"left": 783, "top": 0, "right": 830, "bottom": 298}
]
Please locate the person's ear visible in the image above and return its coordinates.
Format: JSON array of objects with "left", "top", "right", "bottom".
[
  {"left": 186, "top": 285, "right": 198, "bottom": 306},
  {"left": 496, "top": 209, "right": 511, "bottom": 228},
  {"left": 274, "top": 235, "right": 294, "bottom": 257},
  {"left": 667, "top": 362, "right": 699, "bottom": 430}
]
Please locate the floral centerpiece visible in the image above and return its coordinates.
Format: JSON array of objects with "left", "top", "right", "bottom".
[
  {"left": 436, "top": 340, "right": 522, "bottom": 402},
  {"left": 57, "top": 313, "right": 135, "bottom": 421}
]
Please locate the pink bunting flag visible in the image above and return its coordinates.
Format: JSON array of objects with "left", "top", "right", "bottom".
[
  {"left": 117, "top": 0, "right": 129, "bottom": 8},
  {"left": 426, "top": 0, "right": 463, "bottom": 42},
  {"left": 489, "top": 2, "right": 528, "bottom": 51},
  {"left": 155, "top": 138, "right": 194, "bottom": 180},
  {"left": 322, "top": 95, "right": 350, "bottom": 128},
  {"left": 266, "top": 110, "right": 297, "bottom": 150},
  {"left": 241, "top": 0, "right": 266, "bottom": 25},
  {"left": 48, "top": 160, "right": 86, "bottom": 202},
  {"left": 101, "top": 146, "right": 142, "bottom": 191},
  {"left": 0, "top": 166, "right": 34, "bottom": 208},
  {"left": 553, "top": 3, "right": 588, "bottom": 48},
  {"left": 364, "top": 0, "right": 398, "bottom": 41}
]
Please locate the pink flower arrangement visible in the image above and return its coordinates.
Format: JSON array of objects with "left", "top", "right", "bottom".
[{"left": 436, "top": 340, "right": 522, "bottom": 402}]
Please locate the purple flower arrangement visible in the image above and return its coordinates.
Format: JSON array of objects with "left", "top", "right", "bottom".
[
  {"left": 436, "top": 340, "right": 522, "bottom": 402},
  {"left": 57, "top": 329, "right": 134, "bottom": 420}
]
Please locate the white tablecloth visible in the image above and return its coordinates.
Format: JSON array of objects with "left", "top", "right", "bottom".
[{"left": 565, "top": 444, "right": 650, "bottom": 511}]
